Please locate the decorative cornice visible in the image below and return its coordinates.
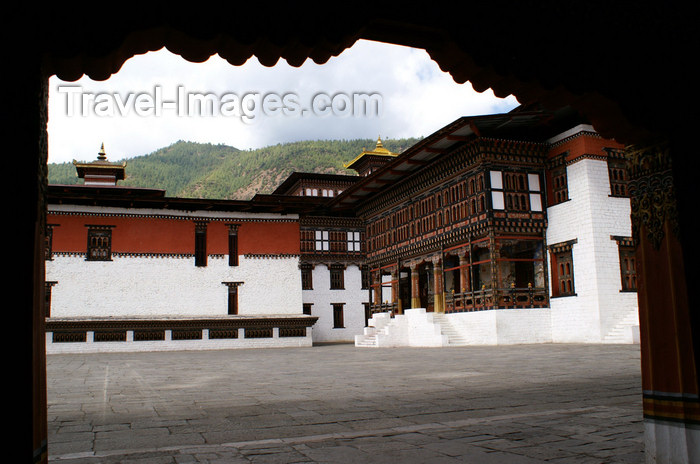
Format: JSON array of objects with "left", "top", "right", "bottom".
[
  {"left": 547, "top": 239, "right": 577, "bottom": 254},
  {"left": 243, "top": 253, "right": 300, "bottom": 259},
  {"left": 47, "top": 210, "right": 298, "bottom": 223},
  {"left": 300, "top": 216, "right": 364, "bottom": 228}
]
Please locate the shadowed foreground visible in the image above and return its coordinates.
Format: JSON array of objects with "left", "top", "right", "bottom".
[{"left": 47, "top": 343, "right": 643, "bottom": 463}]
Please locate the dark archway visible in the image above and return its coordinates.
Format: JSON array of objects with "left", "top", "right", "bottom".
[{"left": 12, "top": 6, "right": 696, "bottom": 463}]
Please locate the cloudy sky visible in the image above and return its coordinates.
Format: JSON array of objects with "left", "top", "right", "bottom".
[{"left": 47, "top": 39, "right": 519, "bottom": 164}]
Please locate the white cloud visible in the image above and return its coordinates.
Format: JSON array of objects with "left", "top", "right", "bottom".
[{"left": 47, "top": 40, "right": 518, "bottom": 163}]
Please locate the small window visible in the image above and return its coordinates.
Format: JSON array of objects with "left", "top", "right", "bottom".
[
  {"left": 303, "top": 303, "right": 312, "bottom": 315},
  {"left": 528, "top": 173, "right": 543, "bottom": 212},
  {"left": 549, "top": 240, "right": 577, "bottom": 297},
  {"left": 608, "top": 158, "right": 629, "bottom": 197},
  {"left": 86, "top": 226, "right": 113, "bottom": 261},
  {"left": 300, "top": 264, "right": 313, "bottom": 290},
  {"left": 614, "top": 237, "right": 637, "bottom": 292},
  {"left": 228, "top": 224, "right": 239, "bottom": 266},
  {"left": 45, "top": 224, "right": 57, "bottom": 260},
  {"left": 361, "top": 265, "right": 370, "bottom": 290},
  {"left": 44, "top": 281, "right": 57, "bottom": 318},
  {"left": 194, "top": 221, "right": 208, "bottom": 267},
  {"left": 315, "top": 230, "right": 329, "bottom": 251},
  {"left": 490, "top": 171, "right": 504, "bottom": 210},
  {"left": 330, "top": 264, "right": 345, "bottom": 290},
  {"left": 550, "top": 164, "right": 569, "bottom": 205},
  {"left": 332, "top": 303, "right": 345, "bottom": 328},
  {"left": 347, "top": 231, "right": 361, "bottom": 252},
  {"left": 223, "top": 282, "right": 243, "bottom": 315}
]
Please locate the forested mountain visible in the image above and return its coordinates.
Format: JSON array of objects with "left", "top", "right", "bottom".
[{"left": 48, "top": 138, "right": 421, "bottom": 200}]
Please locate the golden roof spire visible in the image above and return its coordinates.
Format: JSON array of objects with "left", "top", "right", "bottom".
[
  {"left": 343, "top": 135, "right": 398, "bottom": 173},
  {"left": 376, "top": 136, "right": 384, "bottom": 150},
  {"left": 97, "top": 143, "right": 107, "bottom": 161}
]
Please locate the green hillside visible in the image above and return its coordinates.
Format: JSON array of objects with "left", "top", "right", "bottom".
[{"left": 48, "top": 138, "right": 421, "bottom": 200}]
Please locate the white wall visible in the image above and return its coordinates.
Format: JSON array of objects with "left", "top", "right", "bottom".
[
  {"left": 546, "top": 157, "right": 638, "bottom": 343},
  {"left": 302, "top": 263, "right": 368, "bottom": 343},
  {"left": 46, "top": 255, "right": 303, "bottom": 317}
]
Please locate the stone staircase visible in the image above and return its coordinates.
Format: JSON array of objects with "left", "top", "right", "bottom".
[
  {"left": 603, "top": 308, "right": 640, "bottom": 344},
  {"left": 354, "top": 312, "right": 392, "bottom": 347},
  {"left": 355, "top": 310, "right": 470, "bottom": 347},
  {"left": 431, "top": 314, "right": 469, "bottom": 346}
]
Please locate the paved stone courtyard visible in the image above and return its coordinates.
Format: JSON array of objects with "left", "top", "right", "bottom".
[{"left": 46, "top": 343, "right": 644, "bottom": 463}]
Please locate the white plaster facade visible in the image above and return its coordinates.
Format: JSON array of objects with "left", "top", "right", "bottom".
[
  {"left": 46, "top": 254, "right": 303, "bottom": 318},
  {"left": 545, "top": 155, "right": 639, "bottom": 344},
  {"left": 302, "top": 263, "right": 368, "bottom": 343},
  {"left": 46, "top": 205, "right": 304, "bottom": 319}
]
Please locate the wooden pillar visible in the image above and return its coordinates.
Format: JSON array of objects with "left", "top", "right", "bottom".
[
  {"left": 433, "top": 257, "right": 445, "bottom": 313},
  {"left": 410, "top": 263, "right": 420, "bottom": 308},
  {"left": 391, "top": 267, "right": 400, "bottom": 313},
  {"left": 372, "top": 270, "right": 381, "bottom": 310},
  {"left": 628, "top": 140, "right": 699, "bottom": 463},
  {"left": 459, "top": 254, "right": 469, "bottom": 293}
]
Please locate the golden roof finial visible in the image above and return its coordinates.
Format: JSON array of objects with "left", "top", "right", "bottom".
[
  {"left": 376, "top": 135, "right": 383, "bottom": 149},
  {"left": 97, "top": 143, "right": 107, "bottom": 161}
]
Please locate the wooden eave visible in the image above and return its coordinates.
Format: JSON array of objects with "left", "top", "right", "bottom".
[
  {"left": 47, "top": 184, "right": 329, "bottom": 215},
  {"left": 327, "top": 107, "right": 586, "bottom": 212}
]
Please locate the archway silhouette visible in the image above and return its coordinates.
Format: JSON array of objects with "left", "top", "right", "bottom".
[{"left": 15, "top": 7, "right": 697, "bottom": 463}]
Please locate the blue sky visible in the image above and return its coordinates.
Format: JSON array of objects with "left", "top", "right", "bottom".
[{"left": 47, "top": 39, "right": 518, "bottom": 164}]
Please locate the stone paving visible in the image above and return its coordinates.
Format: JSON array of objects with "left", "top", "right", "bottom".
[{"left": 46, "top": 343, "right": 644, "bottom": 463}]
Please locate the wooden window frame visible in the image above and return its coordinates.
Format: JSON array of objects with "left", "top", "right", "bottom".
[
  {"left": 608, "top": 157, "right": 630, "bottom": 198},
  {"left": 315, "top": 230, "right": 329, "bottom": 251},
  {"left": 195, "top": 221, "right": 208, "bottom": 267},
  {"left": 550, "top": 164, "right": 569, "bottom": 206},
  {"left": 300, "top": 263, "right": 313, "bottom": 290},
  {"left": 332, "top": 303, "right": 345, "bottom": 328},
  {"left": 549, "top": 239, "right": 577, "bottom": 297},
  {"left": 227, "top": 223, "right": 240, "bottom": 266},
  {"left": 347, "top": 230, "right": 361, "bottom": 252},
  {"left": 330, "top": 264, "right": 345, "bottom": 290},
  {"left": 86, "top": 225, "right": 113, "bottom": 261},
  {"left": 45, "top": 224, "right": 57, "bottom": 260},
  {"left": 613, "top": 236, "right": 637, "bottom": 292},
  {"left": 223, "top": 282, "right": 243, "bottom": 315}
]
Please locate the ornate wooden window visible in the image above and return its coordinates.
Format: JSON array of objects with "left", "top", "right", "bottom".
[
  {"left": 330, "top": 264, "right": 345, "bottom": 290},
  {"left": 613, "top": 236, "right": 637, "bottom": 291},
  {"left": 608, "top": 157, "right": 629, "bottom": 197},
  {"left": 549, "top": 239, "right": 577, "bottom": 297},
  {"left": 332, "top": 303, "right": 345, "bottom": 328},
  {"left": 300, "top": 263, "right": 313, "bottom": 290},
  {"left": 303, "top": 303, "right": 312, "bottom": 315},
  {"left": 86, "top": 225, "right": 113, "bottom": 261},
  {"left": 194, "top": 221, "right": 208, "bottom": 267},
  {"left": 550, "top": 164, "right": 569, "bottom": 205},
  {"left": 227, "top": 223, "right": 239, "bottom": 266},
  {"left": 45, "top": 224, "right": 57, "bottom": 260}
]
